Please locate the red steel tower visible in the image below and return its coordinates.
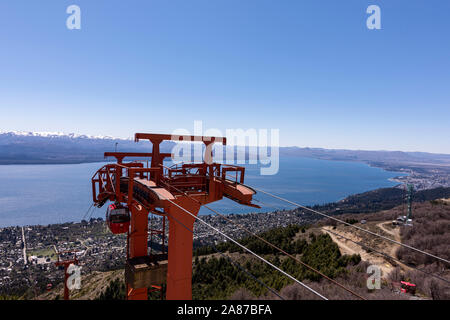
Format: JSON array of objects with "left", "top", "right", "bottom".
[
  {"left": 91, "top": 133, "right": 259, "bottom": 300},
  {"left": 55, "top": 251, "right": 79, "bottom": 300}
]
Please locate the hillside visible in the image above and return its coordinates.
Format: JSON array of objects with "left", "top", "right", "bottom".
[
  {"left": 38, "top": 269, "right": 123, "bottom": 300},
  {"left": 319, "top": 200, "right": 450, "bottom": 299},
  {"left": 307, "top": 186, "right": 450, "bottom": 215},
  {"left": 32, "top": 199, "right": 450, "bottom": 300},
  {"left": 191, "top": 200, "right": 449, "bottom": 300},
  {"left": 7, "top": 188, "right": 449, "bottom": 301}
]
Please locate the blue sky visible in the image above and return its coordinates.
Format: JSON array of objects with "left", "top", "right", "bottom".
[{"left": 0, "top": 1, "right": 449, "bottom": 153}]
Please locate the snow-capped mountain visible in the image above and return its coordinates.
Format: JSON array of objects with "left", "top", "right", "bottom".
[
  {"left": 0, "top": 130, "right": 131, "bottom": 141},
  {"left": 0, "top": 130, "right": 157, "bottom": 164}
]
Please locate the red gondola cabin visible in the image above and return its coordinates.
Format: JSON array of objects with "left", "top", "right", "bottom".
[
  {"left": 106, "top": 204, "right": 130, "bottom": 234},
  {"left": 400, "top": 281, "right": 416, "bottom": 295}
]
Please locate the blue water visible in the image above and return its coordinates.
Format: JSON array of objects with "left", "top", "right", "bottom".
[{"left": 0, "top": 157, "right": 404, "bottom": 227}]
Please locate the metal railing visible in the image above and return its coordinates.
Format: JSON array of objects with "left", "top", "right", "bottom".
[{"left": 92, "top": 161, "right": 249, "bottom": 205}]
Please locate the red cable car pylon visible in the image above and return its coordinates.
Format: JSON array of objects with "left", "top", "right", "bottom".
[
  {"left": 91, "top": 133, "right": 259, "bottom": 300},
  {"left": 54, "top": 250, "right": 79, "bottom": 300}
]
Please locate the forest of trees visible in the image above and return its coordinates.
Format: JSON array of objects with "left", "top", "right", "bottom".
[
  {"left": 97, "top": 278, "right": 126, "bottom": 300},
  {"left": 94, "top": 196, "right": 450, "bottom": 300},
  {"left": 97, "top": 224, "right": 361, "bottom": 300},
  {"left": 194, "top": 225, "right": 308, "bottom": 256},
  {"left": 309, "top": 187, "right": 450, "bottom": 215},
  {"left": 192, "top": 229, "right": 360, "bottom": 299}
]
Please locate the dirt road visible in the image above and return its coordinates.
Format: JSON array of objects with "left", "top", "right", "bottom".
[
  {"left": 322, "top": 225, "right": 395, "bottom": 277},
  {"left": 22, "top": 227, "right": 27, "bottom": 265}
]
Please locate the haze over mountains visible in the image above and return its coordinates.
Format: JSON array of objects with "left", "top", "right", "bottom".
[
  {"left": 1, "top": 131, "right": 450, "bottom": 169},
  {"left": 0, "top": 131, "right": 156, "bottom": 164},
  {"left": 281, "top": 147, "right": 450, "bottom": 167}
]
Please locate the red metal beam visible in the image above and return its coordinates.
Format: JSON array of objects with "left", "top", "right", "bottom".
[
  {"left": 90, "top": 132, "right": 258, "bottom": 301},
  {"left": 135, "top": 133, "right": 227, "bottom": 145},
  {"left": 104, "top": 152, "right": 172, "bottom": 163}
]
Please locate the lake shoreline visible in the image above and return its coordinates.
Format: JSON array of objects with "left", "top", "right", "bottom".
[{"left": 0, "top": 158, "right": 408, "bottom": 228}]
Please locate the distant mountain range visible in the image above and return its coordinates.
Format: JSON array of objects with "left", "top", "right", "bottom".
[
  {"left": 1, "top": 131, "right": 450, "bottom": 169},
  {"left": 0, "top": 131, "right": 125, "bottom": 140},
  {"left": 280, "top": 146, "right": 450, "bottom": 167},
  {"left": 0, "top": 131, "right": 171, "bottom": 164}
]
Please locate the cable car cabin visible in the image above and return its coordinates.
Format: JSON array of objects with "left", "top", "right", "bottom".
[
  {"left": 46, "top": 283, "right": 53, "bottom": 291},
  {"left": 106, "top": 204, "right": 130, "bottom": 234},
  {"left": 400, "top": 281, "right": 416, "bottom": 295}
]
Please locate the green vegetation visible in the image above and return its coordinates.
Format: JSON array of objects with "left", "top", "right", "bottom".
[
  {"left": 195, "top": 225, "right": 307, "bottom": 256},
  {"left": 192, "top": 225, "right": 361, "bottom": 299},
  {"left": 95, "top": 224, "right": 361, "bottom": 300},
  {"left": 97, "top": 278, "right": 126, "bottom": 300},
  {"left": 0, "top": 295, "right": 20, "bottom": 300},
  {"left": 28, "top": 247, "right": 57, "bottom": 260},
  {"left": 96, "top": 279, "right": 165, "bottom": 300},
  {"left": 310, "top": 187, "right": 450, "bottom": 215}
]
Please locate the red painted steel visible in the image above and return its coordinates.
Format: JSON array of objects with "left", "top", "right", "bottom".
[
  {"left": 91, "top": 133, "right": 259, "bottom": 300},
  {"left": 106, "top": 204, "right": 130, "bottom": 234},
  {"left": 54, "top": 251, "right": 79, "bottom": 300}
]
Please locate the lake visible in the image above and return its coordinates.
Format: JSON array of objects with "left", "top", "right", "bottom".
[{"left": 0, "top": 157, "right": 404, "bottom": 227}]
